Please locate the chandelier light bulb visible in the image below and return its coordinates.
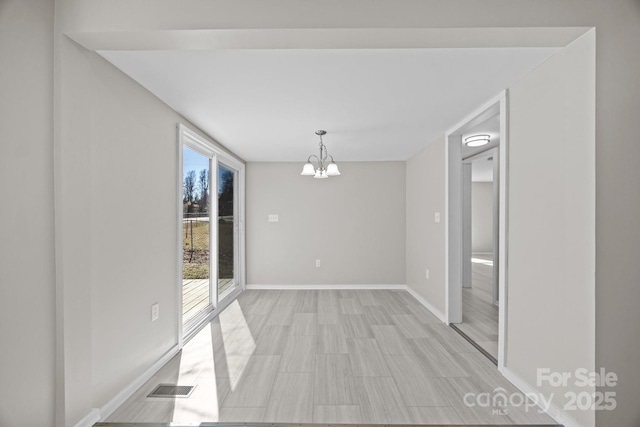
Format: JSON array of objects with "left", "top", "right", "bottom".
[
  {"left": 326, "top": 161, "right": 341, "bottom": 176},
  {"left": 301, "top": 162, "right": 315, "bottom": 175}
]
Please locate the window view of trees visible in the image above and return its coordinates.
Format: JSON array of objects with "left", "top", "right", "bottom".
[
  {"left": 182, "top": 161, "right": 235, "bottom": 285},
  {"left": 198, "top": 169, "right": 209, "bottom": 211},
  {"left": 183, "top": 169, "right": 210, "bottom": 214},
  {"left": 217, "top": 167, "right": 234, "bottom": 283},
  {"left": 183, "top": 166, "right": 210, "bottom": 280}
]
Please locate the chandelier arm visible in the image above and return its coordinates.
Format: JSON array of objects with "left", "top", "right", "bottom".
[
  {"left": 307, "top": 154, "right": 320, "bottom": 164},
  {"left": 319, "top": 144, "right": 329, "bottom": 165}
]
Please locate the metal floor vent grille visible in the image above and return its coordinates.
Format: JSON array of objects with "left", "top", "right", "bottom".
[{"left": 147, "top": 384, "right": 196, "bottom": 398}]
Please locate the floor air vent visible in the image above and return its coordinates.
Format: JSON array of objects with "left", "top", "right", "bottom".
[{"left": 147, "top": 384, "right": 196, "bottom": 398}]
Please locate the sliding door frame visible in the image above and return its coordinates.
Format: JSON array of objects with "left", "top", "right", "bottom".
[{"left": 177, "top": 124, "right": 245, "bottom": 348}]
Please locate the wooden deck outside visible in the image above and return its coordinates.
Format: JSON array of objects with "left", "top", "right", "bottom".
[{"left": 183, "top": 278, "right": 235, "bottom": 323}]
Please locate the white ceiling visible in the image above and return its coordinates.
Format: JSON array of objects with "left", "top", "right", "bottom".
[{"left": 99, "top": 48, "right": 558, "bottom": 162}]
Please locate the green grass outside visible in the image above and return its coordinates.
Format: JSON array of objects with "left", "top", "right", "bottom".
[
  {"left": 183, "top": 219, "right": 234, "bottom": 280},
  {"left": 183, "top": 262, "right": 209, "bottom": 280}
]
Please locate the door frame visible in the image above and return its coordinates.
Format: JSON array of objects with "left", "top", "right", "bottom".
[
  {"left": 177, "top": 124, "right": 246, "bottom": 348},
  {"left": 444, "top": 91, "right": 509, "bottom": 370}
]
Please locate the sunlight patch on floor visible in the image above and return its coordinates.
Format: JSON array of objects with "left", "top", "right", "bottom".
[
  {"left": 167, "top": 300, "right": 257, "bottom": 422},
  {"left": 215, "top": 300, "right": 255, "bottom": 390}
]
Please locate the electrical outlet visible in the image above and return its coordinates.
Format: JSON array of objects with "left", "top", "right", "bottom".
[
  {"left": 151, "top": 303, "right": 159, "bottom": 321},
  {"left": 268, "top": 214, "right": 279, "bottom": 222},
  {"left": 316, "top": 259, "right": 321, "bottom": 267},
  {"left": 434, "top": 212, "right": 441, "bottom": 223}
]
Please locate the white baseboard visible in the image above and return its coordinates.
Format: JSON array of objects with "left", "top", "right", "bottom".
[
  {"left": 72, "top": 408, "right": 100, "bottom": 427},
  {"left": 97, "top": 344, "right": 180, "bottom": 422},
  {"left": 245, "top": 284, "right": 406, "bottom": 290},
  {"left": 501, "top": 367, "right": 586, "bottom": 427},
  {"left": 246, "top": 284, "right": 447, "bottom": 324},
  {"left": 404, "top": 285, "right": 447, "bottom": 322}
]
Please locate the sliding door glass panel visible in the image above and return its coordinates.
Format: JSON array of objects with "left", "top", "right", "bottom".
[
  {"left": 182, "top": 146, "right": 212, "bottom": 325},
  {"left": 217, "top": 163, "right": 236, "bottom": 297}
]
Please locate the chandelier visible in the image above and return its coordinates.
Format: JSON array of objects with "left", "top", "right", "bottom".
[{"left": 300, "top": 130, "right": 341, "bottom": 179}]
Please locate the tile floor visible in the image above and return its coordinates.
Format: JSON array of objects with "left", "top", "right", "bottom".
[{"left": 105, "top": 289, "right": 559, "bottom": 426}]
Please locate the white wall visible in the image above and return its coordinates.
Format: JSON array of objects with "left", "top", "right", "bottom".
[
  {"left": 507, "top": 30, "right": 596, "bottom": 427},
  {"left": 246, "top": 162, "right": 405, "bottom": 285},
  {"left": 53, "top": 19, "right": 240, "bottom": 424},
  {"left": 56, "top": 39, "right": 182, "bottom": 424},
  {"left": 0, "top": 1, "right": 56, "bottom": 426},
  {"left": 471, "top": 182, "right": 493, "bottom": 253},
  {"left": 405, "top": 139, "right": 446, "bottom": 317}
]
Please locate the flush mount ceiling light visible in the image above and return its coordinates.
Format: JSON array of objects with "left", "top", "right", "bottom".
[
  {"left": 301, "top": 130, "right": 341, "bottom": 179},
  {"left": 464, "top": 134, "right": 491, "bottom": 147}
]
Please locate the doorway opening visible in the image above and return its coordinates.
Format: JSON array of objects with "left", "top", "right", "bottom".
[
  {"left": 445, "top": 92, "right": 507, "bottom": 368},
  {"left": 454, "top": 147, "right": 499, "bottom": 363}
]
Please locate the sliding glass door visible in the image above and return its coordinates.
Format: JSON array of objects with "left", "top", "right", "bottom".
[
  {"left": 182, "top": 146, "right": 214, "bottom": 329},
  {"left": 217, "top": 163, "right": 239, "bottom": 298},
  {"left": 179, "top": 125, "right": 244, "bottom": 343}
]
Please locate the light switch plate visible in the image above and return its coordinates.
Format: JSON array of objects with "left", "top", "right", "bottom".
[
  {"left": 434, "top": 212, "right": 441, "bottom": 223},
  {"left": 151, "top": 303, "right": 159, "bottom": 321},
  {"left": 268, "top": 214, "right": 279, "bottom": 222}
]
